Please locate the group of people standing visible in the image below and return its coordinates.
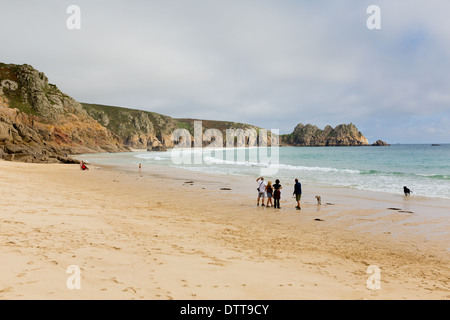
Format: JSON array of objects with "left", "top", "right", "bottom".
[{"left": 256, "top": 177, "right": 302, "bottom": 210}]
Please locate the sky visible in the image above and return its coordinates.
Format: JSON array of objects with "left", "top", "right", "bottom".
[{"left": 1, "top": 0, "right": 450, "bottom": 143}]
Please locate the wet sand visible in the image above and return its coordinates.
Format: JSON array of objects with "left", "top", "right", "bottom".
[{"left": 0, "top": 160, "right": 448, "bottom": 299}]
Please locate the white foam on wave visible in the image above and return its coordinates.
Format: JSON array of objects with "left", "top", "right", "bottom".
[
  {"left": 134, "top": 153, "right": 169, "bottom": 160},
  {"left": 202, "top": 156, "right": 361, "bottom": 174}
]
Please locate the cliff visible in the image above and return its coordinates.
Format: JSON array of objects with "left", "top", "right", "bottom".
[
  {"left": 82, "top": 103, "right": 179, "bottom": 150},
  {"left": 175, "top": 118, "right": 267, "bottom": 147},
  {"left": 0, "top": 63, "right": 126, "bottom": 163},
  {"left": 1, "top": 62, "right": 379, "bottom": 164},
  {"left": 281, "top": 123, "right": 369, "bottom": 146},
  {"left": 82, "top": 104, "right": 265, "bottom": 150}
]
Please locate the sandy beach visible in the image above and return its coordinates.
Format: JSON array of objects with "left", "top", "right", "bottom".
[{"left": 0, "top": 159, "right": 449, "bottom": 300}]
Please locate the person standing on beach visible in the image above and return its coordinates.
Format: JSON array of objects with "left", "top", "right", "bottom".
[
  {"left": 256, "top": 177, "right": 267, "bottom": 206},
  {"left": 266, "top": 181, "right": 273, "bottom": 207},
  {"left": 293, "top": 178, "right": 302, "bottom": 210},
  {"left": 273, "top": 179, "right": 282, "bottom": 209}
]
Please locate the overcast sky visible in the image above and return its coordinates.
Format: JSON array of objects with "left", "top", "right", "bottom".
[{"left": 1, "top": 0, "right": 450, "bottom": 143}]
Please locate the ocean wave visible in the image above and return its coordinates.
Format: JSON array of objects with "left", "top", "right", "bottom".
[
  {"left": 202, "top": 156, "right": 362, "bottom": 174},
  {"left": 275, "top": 164, "right": 360, "bottom": 174},
  {"left": 359, "top": 170, "right": 450, "bottom": 180},
  {"left": 134, "top": 153, "right": 169, "bottom": 160},
  {"left": 415, "top": 173, "right": 450, "bottom": 180}
]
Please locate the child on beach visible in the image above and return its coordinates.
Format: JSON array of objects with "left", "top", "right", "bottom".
[
  {"left": 80, "top": 161, "right": 89, "bottom": 171},
  {"left": 266, "top": 181, "right": 273, "bottom": 207},
  {"left": 273, "top": 179, "right": 282, "bottom": 209}
]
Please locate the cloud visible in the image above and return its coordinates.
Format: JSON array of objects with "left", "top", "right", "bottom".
[{"left": 1, "top": 0, "right": 449, "bottom": 143}]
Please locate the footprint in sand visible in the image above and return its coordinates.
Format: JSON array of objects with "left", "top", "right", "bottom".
[
  {"left": 110, "top": 277, "right": 123, "bottom": 284},
  {"left": 23, "top": 210, "right": 37, "bottom": 214},
  {"left": 123, "top": 287, "right": 137, "bottom": 294},
  {"left": 0, "top": 287, "right": 13, "bottom": 293}
]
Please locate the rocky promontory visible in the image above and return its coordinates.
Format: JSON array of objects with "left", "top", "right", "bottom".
[
  {"left": 1, "top": 62, "right": 386, "bottom": 164},
  {"left": 281, "top": 123, "right": 369, "bottom": 146},
  {"left": 82, "top": 103, "right": 179, "bottom": 150},
  {"left": 0, "top": 63, "right": 126, "bottom": 163}
]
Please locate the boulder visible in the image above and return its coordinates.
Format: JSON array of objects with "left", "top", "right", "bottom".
[
  {"left": 4, "top": 143, "right": 26, "bottom": 154},
  {"left": 147, "top": 139, "right": 168, "bottom": 151},
  {"left": 0, "top": 121, "right": 11, "bottom": 142},
  {"left": 372, "top": 140, "right": 390, "bottom": 146},
  {"left": 57, "top": 155, "right": 81, "bottom": 164},
  {"left": 149, "top": 145, "right": 168, "bottom": 151}
]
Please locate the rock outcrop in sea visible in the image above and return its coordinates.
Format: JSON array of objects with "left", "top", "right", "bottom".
[{"left": 372, "top": 140, "right": 390, "bottom": 146}]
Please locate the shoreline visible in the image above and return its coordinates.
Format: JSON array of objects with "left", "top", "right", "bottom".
[
  {"left": 0, "top": 160, "right": 449, "bottom": 299},
  {"left": 76, "top": 145, "right": 450, "bottom": 202},
  {"left": 99, "top": 161, "right": 450, "bottom": 246}
]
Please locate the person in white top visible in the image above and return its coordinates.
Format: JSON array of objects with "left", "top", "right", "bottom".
[{"left": 256, "top": 177, "right": 267, "bottom": 206}]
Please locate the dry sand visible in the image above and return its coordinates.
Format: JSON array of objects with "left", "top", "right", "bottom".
[{"left": 0, "top": 160, "right": 449, "bottom": 300}]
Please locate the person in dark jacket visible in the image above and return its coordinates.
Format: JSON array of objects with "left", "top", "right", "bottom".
[
  {"left": 273, "top": 179, "right": 282, "bottom": 209},
  {"left": 293, "top": 178, "right": 302, "bottom": 210}
]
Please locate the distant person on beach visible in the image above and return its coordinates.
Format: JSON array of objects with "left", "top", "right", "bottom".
[
  {"left": 266, "top": 181, "right": 273, "bottom": 207},
  {"left": 256, "top": 177, "right": 267, "bottom": 206},
  {"left": 273, "top": 179, "right": 282, "bottom": 209},
  {"left": 80, "top": 161, "right": 89, "bottom": 171},
  {"left": 293, "top": 178, "right": 302, "bottom": 210}
]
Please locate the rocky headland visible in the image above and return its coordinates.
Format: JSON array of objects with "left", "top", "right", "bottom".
[
  {"left": 1, "top": 63, "right": 386, "bottom": 163},
  {"left": 280, "top": 123, "right": 370, "bottom": 146},
  {"left": 0, "top": 63, "right": 126, "bottom": 163}
]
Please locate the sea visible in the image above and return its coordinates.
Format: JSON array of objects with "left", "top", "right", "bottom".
[{"left": 78, "top": 144, "right": 450, "bottom": 200}]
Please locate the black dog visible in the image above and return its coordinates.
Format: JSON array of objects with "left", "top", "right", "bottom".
[{"left": 403, "top": 186, "right": 412, "bottom": 196}]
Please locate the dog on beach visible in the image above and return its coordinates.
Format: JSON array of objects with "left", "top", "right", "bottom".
[
  {"left": 403, "top": 186, "right": 412, "bottom": 196},
  {"left": 315, "top": 195, "right": 322, "bottom": 205}
]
